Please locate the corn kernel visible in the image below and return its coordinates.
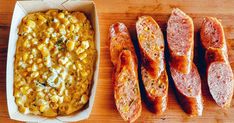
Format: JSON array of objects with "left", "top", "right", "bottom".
[
  {"left": 70, "top": 16, "right": 78, "bottom": 23},
  {"left": 81, "top": 70, "right": 88, "bottom": 77},
  {"left": 29, "top": 54, "right": 33, "bottom": 59},
  {"left": 31, "top": 71, "right": 39, "bottom": 78},
  {"left": 41, "top": 47, "right": 50, "bottom": 57},
  {"left": 19, "top": 106, "right": 26, "bottom": 113},
  {"left": 14, "top": 91, "right": 22, "bottom": 98},
  {"left": 123, "top": 105, "right": 129, "bottom": 113},
  {"left": 38, "top": 15, "right": 47, "bottom": 24},
  {"left": 65, "top": 61, "right": 72, "bottom": 68},
  {"left": 76, "top": 62, "right": 83, "bottom": 70},
  {"left": 47, "top": 27, "right": 54, "bottom": 33},
  {"left": 80, "top": 94, "right": 88, "bottom": 104},
  {"left": 37, "top": 58, "right": 42, "bottom": 63},
  {"left": 26, "top": 20, "right": 36, "bottom": 28},
  {"left": 31, "top": 64, "right": 38, "bottom": 71},
  {"left": 150, "top": 88, "right": 156, "bottom": 95},
  {"left": 74, "top": 24, "right": 80, "bottom": 32},
  {"left": 37, "top": 92, "right": 45, "bottom": 98},
  {"left": 15, "top": 98, "right": 24, "bottom": 106},
  {"left": 75, "top": 47, "right": 85, "bottom": 55},
  {"left": 20, "top": 85, "right": 29, "bottom": 95},
  {"left": 48, "top": 41, "right": 54, "bottom": 50},
  {"left": 69, "top": 24, "right": 75, "bottom": 32},
  {"left": 23, "top": 40, "right": 30, "bottom": 48},
  {"left": 58, "top": 57, "right": 69, "bottom": 65},
  {"left": 37, "top": 44, "right": 44, "bottom": 51},
  {"left": 82, "top": 83, "right": 88, "bottom": 90},
  {"left": 32, "top": 48, "right": 38, "bottom": 56},
  {"left": 79, "top": 53, "right": 87, "bottom": 60},
  {"left": 58, "top": 13, "right": 65, "bottom": 19},
  {"left": 39, "top": 105, "right": 48, "bottom": 112},
  {"left": 23, "top": 53, "right": 29, "bottom": 62},
  {"left": 28, "top": 59, "right": 33, "bottom": 64},
  {"left": 22, "top": 71, "right": 28, "bottom": 77},
  {"left": 66, "top": 40, "right": 75, "bottom": 51},
  {"left": 61, "top": 18, "right": 69, "bottom": 25},
  {"left": 59, "top": 28, "right": 66, "bottom": 35},
  {"left": 50, "top": 95, "right": 59, "bottom": 102},
  {"left": 15, "top": 80, "right": 25, "bottom": 88},
  {"left": 38, "top": 63, "right": 43, "bottom": 68},
  {"left": 51, "top": 11, "right": 57, "bottom": 16}
]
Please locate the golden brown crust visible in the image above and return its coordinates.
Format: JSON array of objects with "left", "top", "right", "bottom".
[
  {"left": 109, "top": 23, "right": 142, "bottom": 122},
  {"left": 205, "top": 48, "right": 227, "bottom": 65},
  {"left": 200, "top": 17, "right": 226, "bottom": 50},
  {"left": 136, "top": 16, "right": 168, "bottom": 114},
  {"left": 109, "top": 22, "right": 137, "bottom": 67},
  {"left": 170, "top": 63, "right": 203, "bottom": 116},
  {"left": 200, "top": 17, "right": 234, "bottom": 108},
  {"left": 167, "top": 8, "right": 194, "bottom": 74},
  {"left": 167, "top": 9, "right": 203, "bottom": 116}
]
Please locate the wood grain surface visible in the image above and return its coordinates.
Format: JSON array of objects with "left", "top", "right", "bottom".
[{"left": 1, "top": 0, "right": 234, "bottom": 122}]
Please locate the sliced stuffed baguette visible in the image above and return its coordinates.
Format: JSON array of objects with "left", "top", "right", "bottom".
[
  {"left": 200, "top": 17, "right": 234, "bottom": 108},
  {"left": 167, "top": 8, "right": 203, "bottom": 116},
  {"left": 167, "top": 8, "right": 194, "bottom": 74},
  {"left": 109, "top": 22, "right": 142, "bottom": 122},
  {"left": 136, "top": 16, "right": 168, "bottom": 114}
]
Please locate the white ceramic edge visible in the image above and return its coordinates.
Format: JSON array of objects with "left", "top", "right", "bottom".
[{"left": 6, "top": 0, "right": 100, "bottom": 122}]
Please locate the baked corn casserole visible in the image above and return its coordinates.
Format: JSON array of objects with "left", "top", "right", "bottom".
[{"left": 14, "top": 10, "right": 96, "bottom": 116}]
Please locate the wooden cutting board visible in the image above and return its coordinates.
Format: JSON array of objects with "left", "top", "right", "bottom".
[{"left": 1, "top": 0, "right": 234, "bottom": 122}]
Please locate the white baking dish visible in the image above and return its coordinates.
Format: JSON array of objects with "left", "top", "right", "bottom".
[{"left": 6, "top": 0, "right": 100, "bottom": 122}]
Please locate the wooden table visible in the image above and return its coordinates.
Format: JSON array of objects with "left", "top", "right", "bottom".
[{"left": 1, "top": 0, "right": 234, "bottom": 122}]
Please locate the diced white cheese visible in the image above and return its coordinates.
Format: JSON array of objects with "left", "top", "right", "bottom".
[
  {"left": 58, "top": 82, "right": 65, "bottom": 96},
  {"left": 24, "top": 108, "right": 30, "bottom": 114},
  {"left": 73, "top": 35, "right": 79, "bottom": 41},
  {"left": 65, "top": 61, "right": 72, "bottom": 68},
  {"left": 47, "top": 73, "right": 58, "bottom": 87},
  {"left": 44, "top": 38, "right": 49, "bottom": 44},
  {"left": 44, "top": 56, "right": 52, "bottom": 67},
  {"left": 47, "top": 27, "right": 54, "bottom": 33},
  {"left": 18, "top": 60, "right": 27, "bottom": 69},
  {"left": 31, "top": 64, "right": 38, "bottom": 72},
  {"left": 58, "top": 96, "right": 64, "bottom": 104},
  {"left": 59, "top": 57, "right": 69, "bottom": 65},
  {"left": 53, "top": 18, "right": 59, "bottom": 23},
  {"left": 32, "top": 48, "right": 38, "bottom": 56},
  {"left": 51, "top": 32, "right": 57, "bottom": 37},
  {"left": 60, "top": 69, "right": 68, "bottom": 80},
  {"left": 81, "top": 40, "right": 89, "bottom": 49}
]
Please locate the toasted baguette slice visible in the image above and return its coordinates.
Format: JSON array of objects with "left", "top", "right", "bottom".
[
  {"left": 167, "top": 8, "right": 194, "bottom": 74},
  {"left": 200, "top": 17, "right": 234, "bottom": 108},
  {"left": 109, "top": 23, "right": 142, "bottom": 122},
  {"left": 170, "top": 63, "right": 203, "bottom": 116},
  {"left": 109, "top": 22, "right": 137, "bottom": 66},
  {"left": 200, "top": 17, "right": 227, "bottom": 50},
  {"left": 136, "top": 16, "right": 168, "bottom": 114}
]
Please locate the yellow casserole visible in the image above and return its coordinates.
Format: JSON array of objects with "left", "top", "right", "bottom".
[{"left": 14, "top": 10, "right": 96, "bottom": 116}]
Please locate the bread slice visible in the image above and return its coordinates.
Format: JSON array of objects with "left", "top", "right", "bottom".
[
  {"left": 109, "top": 23, "right": 142, "bottom": 122},
  {"left": 167, "top": 8, "right": 194, "bottom": 74},
  {"left": 136, "top": 16, "right": 168, "bottom": 114}
]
